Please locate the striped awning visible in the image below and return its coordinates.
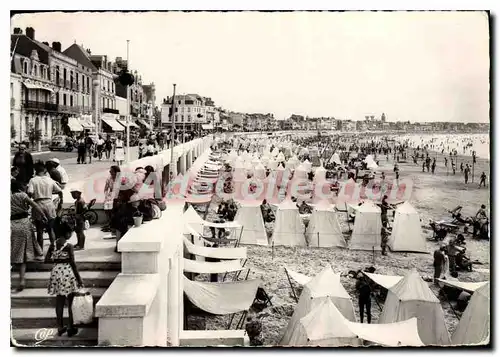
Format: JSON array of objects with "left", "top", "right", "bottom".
[
  {"left": 136, "top": 118, "right": 152, "bottom": 130},
  {"left": 23, "top": 82, "right": 54, "bottom": 93},
  {"left": 101, "top": 115, "right": 124, "bottom": 131},
  {"left": 117, "top": 119, "right": 139, "bottom": 129},
  {"left": 67, "top": 117, "right": 83, "bottom": 132}
]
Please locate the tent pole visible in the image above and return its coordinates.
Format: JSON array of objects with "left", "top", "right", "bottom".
[
  {"left": 235, "top": 225, "right": 244, "bottom": 247},
  {"left": 284, "top": 268, "right": 299, "bottom": 303},
  {"left": 317, "top": 232, "right": 320, "bottom": 247}
]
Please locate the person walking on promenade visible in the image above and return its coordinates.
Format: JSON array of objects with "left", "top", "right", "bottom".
[
  {"left": 431, "top": 159, "right": 436, "bottom": 174},
  {"left": 104, "top": 135, "right": 113, "bottom": 160},
  {"left": 28, "top": 162, "right": 64, "bottom": 249},
  {"left": 12, "top": 143, "right": 34, "bottom": 185},
  {"left": 460, "top": 162, "right": 464, "bottom": 172},
  {"left": 114, "top": 134, "right": 125, "bottom": 166},
  {"left": 444, "top": 157, "right": 448, "bottom": 168},
  {"left": 464, "top": 165, "right": 469, "bottom": 184},
  {"left": 76, "top": 135, "right": 86, "bottom": 164},
  {"left": 85, "top": 133, "right": 94, "bottom": 164},
  {"left": 96, "top": 135, "right": 105, "bottom": 161},
  {"left": 11, "top": 181, "right": 46, "bottom": 291},
  {"left": 479, "top": 172, "right": 487, "bottom": 188}
]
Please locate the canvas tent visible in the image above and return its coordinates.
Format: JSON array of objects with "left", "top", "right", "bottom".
[
  {"left": 272, "top": 199, "right": 306, "bottom": 247},
  {"left": 280, "top": 265, "right": 356, "bottom": 345},
  {"left": 349, "top": 202, "right": 382, "bottom": 251},
  {"left": 305, "top": 204, "right": 346, "bottom": 248},
  {"left": 234, "top": 202, "right": 269, "bottom": 246},
  {"left": 287, "top": 299, "right": 361, "bottom": 347},
  {"left": 378, "top": 270, "right": 451, "bottom": 345},
  {"left": 388, "top": 202, "right": 427, "bottom": 253},
  {"left": 451, "top": 282, "right": 490, "bottom": 345}
]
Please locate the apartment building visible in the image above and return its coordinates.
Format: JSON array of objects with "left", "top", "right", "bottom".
[
  {"left": 161, "top": 94, "right": 208, "bottom": 132},
  {"left": 11, "top": 27, "right": 92, "bottom": 140}
]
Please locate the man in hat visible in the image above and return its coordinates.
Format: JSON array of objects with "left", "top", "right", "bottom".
[{"left": 47, "top": 158, "right": 68, "bottom": 189}]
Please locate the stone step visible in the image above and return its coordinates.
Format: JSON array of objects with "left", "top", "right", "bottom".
[
  {"left": 11, "top": 308, "right": 98, "bottom": 329},
  {"left": 11, "top": 271, "right": 119, "bottom": 289},
  {"left": 11, "top": 327, "right": 97, "bottom": 347},
  {"left": 11, "top": 288, "right": 106, "bottom": 308},
  {"left": 24, "top": 261, "right": 121, "bottom": 272}
]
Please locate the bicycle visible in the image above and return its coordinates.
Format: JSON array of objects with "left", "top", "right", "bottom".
[{"left": 61, "top": 198, "right": 99, "bottom": 226}]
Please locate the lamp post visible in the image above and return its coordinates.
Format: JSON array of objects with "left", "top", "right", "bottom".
[
  {"left": 92, "top": 79, "right": 100, "bottom": 138},
  {"left": 169, "top": 84, "right": 177, "bottom": 179},
  {"left": 126, "top": 40, "right": 131, "bottom": 163}
]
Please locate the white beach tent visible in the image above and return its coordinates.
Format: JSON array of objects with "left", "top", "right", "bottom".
[
  {"left": 302, "top": 159, "right": 312, "bottom": 172},
  {"left": 280, "top": 265, "right": 356, "bottom": 345},
  {"left": 294, "top": 164, "right": 308, "bottom": 180},
  {"left": 272, "top": 199, "right": 306, "bottom": 247},
  {"left": 388, "top": 201, "right": 427, "bottom": 253},
  {"left": 313, "top": 165, "right": 326, "bottom": 182},
  {"left": 287, "top": 299, "right": 361, "bottom": 347},
  {"left": 234, "top": 201, "right": 268, "bottom": 246},
  {"left": 288, "top": 299, "right": 424, "bottom": 347},
  {"left": 378, "top": 270, "right": 451, "bottom": 346},
  {"left": 285, "top": 157, "right": 296, "bottom": 171},
  {"left": 305, "top": 203, "right": 346, "bottom": 248},
  {"left": 277, "top": 152, "right": 286, "bottom": 162},
  {"left": 254, "top": 162, "right": 267, "bottom": 180},
  {"left": 451, "top": 282, "right": 490, "bottom": 346},
  {"left": 329, "top": 152, "right": 342, "bottom": 165},
  {"left": 349, "top": 201, "right": 382, "bottom": 251}
]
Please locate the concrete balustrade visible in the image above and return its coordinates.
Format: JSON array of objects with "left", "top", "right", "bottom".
[
  {"left": 92, "top": 137, "right": 210, "bottom": 347},
  {"left": 91, "top": 136, "right": 249, "bottom": 347}
]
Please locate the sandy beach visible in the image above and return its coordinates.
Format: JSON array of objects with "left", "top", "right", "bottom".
[{"left": 187, "top": 141, "right": 490, "bottom": 345}]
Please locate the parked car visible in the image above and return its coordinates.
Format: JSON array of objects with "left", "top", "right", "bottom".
[{"left": 49, "top": 135, "right": 74, "bottom": 151}]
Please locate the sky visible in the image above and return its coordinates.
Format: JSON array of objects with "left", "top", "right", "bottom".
[{"left": 11, "top": 11, "right": 490, "bottom": 122}]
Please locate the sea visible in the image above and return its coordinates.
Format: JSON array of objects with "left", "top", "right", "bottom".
[{"left": 390, "top": 133, "right": 490, "bottom": 160}]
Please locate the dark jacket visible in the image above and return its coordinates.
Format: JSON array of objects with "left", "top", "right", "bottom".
[{"left": 12, "top": 152, "right": 34, "bottom": 184}]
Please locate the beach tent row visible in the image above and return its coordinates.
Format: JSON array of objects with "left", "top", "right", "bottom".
[{"left": 281, "top": 265, "right": 423, "bottom": 347}]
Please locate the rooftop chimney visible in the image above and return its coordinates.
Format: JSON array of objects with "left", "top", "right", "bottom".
[
  {"left": 52, "top": 42, "right": 61, "bottom": 52},
  {"left": 42, "top": 41, "right": 49, "bottom": 46},
  {"left": 13, "top": 27, "right": 22, "bottom": 35},
  {"left": 25, "top": 27, "right": 35, "bottom": 40}
]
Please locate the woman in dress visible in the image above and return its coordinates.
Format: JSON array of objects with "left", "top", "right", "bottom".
[
  {"left": 45, "top": 217, "right": 83, "bottom": 336},
  {"left": 11, "top": 181, "right": 46, "bottom": 291},
  {"left": 114, "top": 134, "right": 125, "bottom": 166},
  {"left": 102, "top": 165, "right": 121, "bottom": 233}
]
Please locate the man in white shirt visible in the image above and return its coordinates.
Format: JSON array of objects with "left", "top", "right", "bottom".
[
  {"left": 96, "top": 135, "right": 105, "bottom": 160},
  {"left": 48, "top": 158, "right": 69, "bottom": 189}
]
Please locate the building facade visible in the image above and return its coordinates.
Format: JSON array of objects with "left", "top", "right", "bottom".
[
  {"left": 11, "top": 27, "right": 89, "bottom": 141},
  {"left": 89, "top": 55, "right": 118, "bottom": 132},
  {"left": 10, "top": 73, "right": 23, "bottom": 142},
  {"left": 161, "top": 94, "right": 208, "bottom": 131}
]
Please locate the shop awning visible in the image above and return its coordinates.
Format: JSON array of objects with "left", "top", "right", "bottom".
[
  {"left": 101, "top": 115, "right": 124, "bottom": 131},
  {"left": 202, "top": 124, "right": 214, "bottom": 130},
  {"left": 79, "top": 115, "right": 95, "bottom": 129},
  {"left": 23, "top": 83, "right": 54, "bottom": 93},
  {"left": 67, "top": 117, "right": 84, "bottom": 132},
  {"left": 136, "top": 118, "right": 152, "bottom": 130},
  {"left": 118, "top": 119, "right": 139, "bottom": 129}
]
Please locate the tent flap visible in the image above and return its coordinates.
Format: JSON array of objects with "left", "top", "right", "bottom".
[
  {"left": 183, "top": 258, "right": 243, "bottom": 274},
  {"left": 183, "top": 276, "right": 261, "bottom": 315},
  {"left": 183, "top": 237, "right": 247, "bottom": 260}
]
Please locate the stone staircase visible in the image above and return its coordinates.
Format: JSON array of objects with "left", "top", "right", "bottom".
[{"left": 10, "top": 228, "right": 121, "bottom": 347}]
